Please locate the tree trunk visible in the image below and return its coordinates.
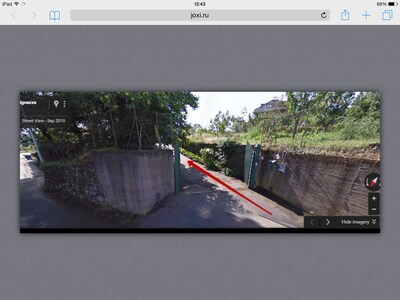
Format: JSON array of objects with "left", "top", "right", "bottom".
[
  {"left": 109, "top": 110, "right": 118, "bottom": 149},
  {"left": 292, "top": 117, "right": 299, "bottom": 140}
]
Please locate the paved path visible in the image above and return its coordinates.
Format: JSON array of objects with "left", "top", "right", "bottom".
[{"left": 137, "top": 155, "right": 302, "bottom": 228}]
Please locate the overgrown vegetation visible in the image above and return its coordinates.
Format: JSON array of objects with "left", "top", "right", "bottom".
[
  {"left": 20, "top": 92, "right": 199, "bottom": 161},
  {"left": 180, "top": 148, "right": 205, "bottom": 165},
  {"left": 188, "top": 92, "right": 380, "bottom": 151},
  {"left": 182, "top": 140, "right": 241, "bottom": 177}
]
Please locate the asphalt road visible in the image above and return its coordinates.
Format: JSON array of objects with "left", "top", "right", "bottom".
[{"left": 137, "top": 155, "right": 302, "bottom": 228}]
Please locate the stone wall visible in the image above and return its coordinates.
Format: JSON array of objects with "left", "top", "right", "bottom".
[
  {"left": 43, "top": 161, "right": 108, "bottom": 205},
  {"left": 42, "top": 150, "right": 175, "bottom": 216},
  {"left": 256, "top": 151, "right": 380, "bottom": 216},
  {"left": 224, "top": 144, "right": 246, "bottom": 179}
]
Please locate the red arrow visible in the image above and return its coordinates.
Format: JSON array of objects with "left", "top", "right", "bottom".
[{"left": 187, "top": 160, "right": 272, "bottom": 215}]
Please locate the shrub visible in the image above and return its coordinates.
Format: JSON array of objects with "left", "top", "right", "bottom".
[
  {"left": 221, "top": 167, "right": 238, "bottom": 177},
  {"left": 339, "top": 117, "right": 380, "bottom": 140},
  {"left": 200, "top": 148, "right": 218, "bottom": 170},
  {"left": 180, "top": 148, "right": 204, "bottom": 164}
]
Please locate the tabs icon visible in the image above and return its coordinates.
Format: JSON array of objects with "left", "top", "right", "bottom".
[{"left": 382, "top": 10, "right": 393, "bottom": 21}]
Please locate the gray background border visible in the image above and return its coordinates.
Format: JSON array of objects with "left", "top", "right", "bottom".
[{"left": 1, "top": 26, "right": 399, "bottom": 299}]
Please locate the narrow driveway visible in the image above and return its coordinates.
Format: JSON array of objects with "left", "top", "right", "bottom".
[{"left": 138, "top": 155, "right": 302, "bottom": 228}]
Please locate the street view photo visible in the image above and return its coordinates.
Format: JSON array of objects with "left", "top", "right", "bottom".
[{"left": 19, "top": 91, "right": 381, "bottom": 232}]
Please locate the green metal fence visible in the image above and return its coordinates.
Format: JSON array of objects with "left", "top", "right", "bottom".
[{"left": 244, "top": 142, "right": 260, "bottom": 189}]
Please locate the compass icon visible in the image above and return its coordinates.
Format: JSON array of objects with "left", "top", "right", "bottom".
[{"left": 365, "top": 173, "right": 380, "bottom": 191}]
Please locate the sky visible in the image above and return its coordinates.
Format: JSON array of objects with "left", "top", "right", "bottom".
[{"left": 187, "top": 92, "right": 286, "bottom": 128}]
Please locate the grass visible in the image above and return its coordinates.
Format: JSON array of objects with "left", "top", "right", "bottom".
[
  {"left": 180, "top": 148, "right": 205, "bottom": 164},
  {"left": 20, "top": 145, "right": 35, "bottom": 153},
  {"left": 39, "top": 159, "right": 87, "bottom": 169},
  {"left": 189, "top": 131, "right": 380, "bottom": 151}
]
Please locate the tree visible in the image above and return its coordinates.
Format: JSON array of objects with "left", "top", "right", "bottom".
[
  {"left": 189, "top": 124, "right": 202, "bottom": 135},
  {"left": 231, "top": 116, "right": 246, "bottom": 133},
  {"left": 345, "top": 92, "right": 380, "bottom": 120},
  {"left": 210, "top": 111, "right": 233, "bottom": 134},
  {"left": 313, "top": 92, "right": 355, "bottom": 131},
  {"left": 338, "top": 92, "right": 380, "bottom": 140},
  {"left": 286, "top": 92, "right": 315, "bottom": 139},
  {"left": 230, "top": 107, "right": 249, "bottom": 133}
]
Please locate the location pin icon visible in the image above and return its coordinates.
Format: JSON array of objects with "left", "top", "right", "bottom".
[{"left": 54, "top": 100, "right": 59, "bottom": 108}]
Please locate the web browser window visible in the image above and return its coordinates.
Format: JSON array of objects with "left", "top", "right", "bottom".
[
  {"left": 4, "top": 1, "right": 400, "bottom": 300},
  {"left": 2, "top": 0, "right": 395, "bottom": 234}
]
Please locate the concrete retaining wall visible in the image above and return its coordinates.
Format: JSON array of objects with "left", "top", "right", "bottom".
[
  {"left": 91, "top": 150, "right": 174, "bottom": 215},
  {"left": 183, "top": 142, "right": 380, "bottom": 216},
  {"left": 43, "top": 150, "right": 175, "bottom": 216},
  {"left": 256, "top": 151, "right": 380, "bottom": 216}
]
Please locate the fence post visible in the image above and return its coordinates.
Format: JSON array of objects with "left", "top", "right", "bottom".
[
  {"left": 28, "top": 128, "right": 44, "bottom": 163},
  {"left": 174, "top": 143, "right": 181, "bottom": 194}
]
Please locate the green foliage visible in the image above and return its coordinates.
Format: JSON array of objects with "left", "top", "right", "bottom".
[
  {"left": 287, "top": 92, "right": 315, "bottom": 116},
  {"left": 245, "top": 127, "right": 263, "bottom": 140},
  {"left": 215, "top": 140, "right": 239, "bottom": 163},
  {"left": 337, "top": 92, "right": 380, "bottom": 140},
  {"left": 180, "top": 148, "right": 204, "bottom": 164},
  {"left": 286, "top": 92, "right": 315, "bottom": 139},
  {"left": 339, "top": 117, "right": 380, "bottom": 140},
  {"left": 201, "top": 140, "right": 240, "bottom": 171},
  {"left": 209, "top": 111, "right": 233, "bottom": 134},
  {"left": 285, "top": 92, "right": 357, "bottom": 138},
  {"left": 221, "top": 167, "right": 238, "bottom": 177},
  {"left": 345, "top": 92, "right": 380, "bottom": 120},
  {"left": 313, "top": 92, "right": 355, "bottom": 131},
  {"left": 39, "top": 159, "right": 86, "bottom": 169},
  {"left": 20, "top": 92, "right": 199, "bottom": 160},
  {"left": 200, "top": 148, "right": 219, "bottom": 170},
  {"left": 185, "top": 140, "right": 241, "bottom": 175}
]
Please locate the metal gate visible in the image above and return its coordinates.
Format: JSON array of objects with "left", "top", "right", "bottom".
[{"left": 244, "top": 142, "right": 261, "bottom": 189}]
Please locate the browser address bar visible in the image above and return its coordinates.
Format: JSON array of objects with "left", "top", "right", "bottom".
[{"left": 70, "top": 10, "right": 330, "bottom": 22}]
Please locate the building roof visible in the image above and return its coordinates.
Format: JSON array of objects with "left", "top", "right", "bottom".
[{"left": 253, "top": 99, "right": 286, "bottom": 114}]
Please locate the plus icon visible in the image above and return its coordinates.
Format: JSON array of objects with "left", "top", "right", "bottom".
[{"left": 362, "top": 11, "right": 371, "bottom": 20}]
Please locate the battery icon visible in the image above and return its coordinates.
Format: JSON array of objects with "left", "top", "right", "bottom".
[{"left": 388, "top": 2, "right": 397, "bottom": 6}]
